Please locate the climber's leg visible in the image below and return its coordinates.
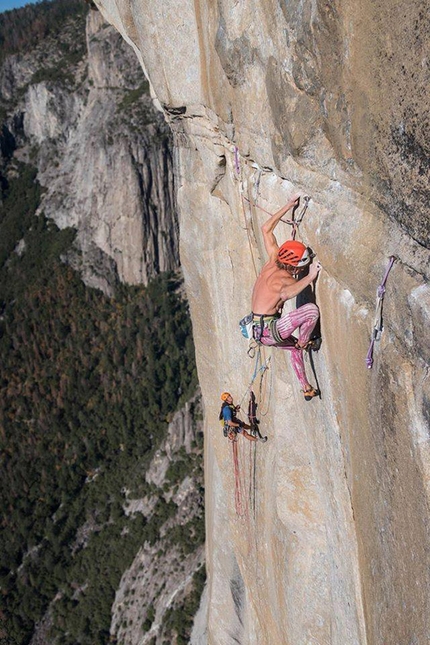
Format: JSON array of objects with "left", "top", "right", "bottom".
[
  {"left": 257, "top": 304, "right": 319, "bottom": 394},
  {"left": 274, "top": 304, "right": 319, "bottom": 392},
  {"left": 275, "top": 303, "right": 319, "bottom": 346}
]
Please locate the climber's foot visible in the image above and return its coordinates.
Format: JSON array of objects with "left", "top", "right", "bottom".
[
  {"left": 295, "top": 339, "right": 316, "bottom": 351},
  {"left": 303, "top": 387, "right": 319, "bottom": 401}
]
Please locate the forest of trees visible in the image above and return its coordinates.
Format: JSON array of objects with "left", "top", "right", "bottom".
[
  {"left": 0, "top": 162, "right": 202, "bottom": 644},
  {"left": 0, "top": 2, "right": 205, "bottom": 642},
  {"left": 0, "top": 0, "right": 87, "bottom": 63}
]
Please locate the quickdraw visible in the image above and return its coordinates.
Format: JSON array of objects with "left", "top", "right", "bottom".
[
  {"left": 280, "top": 195, "right": 311, "bottom": 240},
  {"left": 242, "top": 194, "right": 311, "bottom": 242},
  {"left": 365, "top": 255, "right": 397, "bottom": 369}
]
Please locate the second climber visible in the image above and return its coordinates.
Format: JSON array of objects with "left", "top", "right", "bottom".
[{"left": 219, "top": 392, "right": 258, "bottom": 441}]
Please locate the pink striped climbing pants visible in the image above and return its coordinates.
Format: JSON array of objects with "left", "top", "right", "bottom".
[{"left": 257, "top": 303, "right": 319, "bottom": 390}]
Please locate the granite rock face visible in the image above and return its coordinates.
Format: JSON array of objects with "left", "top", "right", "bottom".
[
  {"left": 93, "top": 2, "right": 429, "bottom": 644},
  {"left": 112, "top": 395, "right": 205, "bottom": 645},
  {"left": 1, "top": 10, "right": 179, "bottom": 292}
]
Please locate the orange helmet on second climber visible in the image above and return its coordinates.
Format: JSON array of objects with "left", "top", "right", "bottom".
[
  {"left": 277, "top": 240, "right": 310, "bottom": 267},
  {"left": 221, "top": 392, "right": 231, "bottom": 401}
]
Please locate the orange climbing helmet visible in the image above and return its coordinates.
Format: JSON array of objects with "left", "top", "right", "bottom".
[
  {"left": 221, "top": 392, "right": 232, "bottom": 401},
  {"left": 277, "top": 240, "right": 310, "bottom": 267}
]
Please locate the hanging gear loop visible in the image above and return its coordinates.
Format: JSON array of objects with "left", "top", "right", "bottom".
[{"left": 366, "top": 255, "right": 397, "bottom": 369}]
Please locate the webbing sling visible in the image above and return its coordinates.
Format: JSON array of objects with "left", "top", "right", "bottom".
[{"left": 366, "top": 256, "right": 397, "bottom": 369}]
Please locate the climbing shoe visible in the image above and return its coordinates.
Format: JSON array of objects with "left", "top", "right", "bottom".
[
  {"left": 295, "top": 339, "right": 319, "bottom": 351},
  {"left": 259, "top": 436, "right": 268, "bottom": 443},
  {"left": 303, "top": 387, "right": 319, "bottom": 401}
]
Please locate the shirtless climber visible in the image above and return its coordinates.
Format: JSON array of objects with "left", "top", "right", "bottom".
[
  {"left": 219, "top": 393, "right": 258, "bottom": 442},
  {"left": 251, "top": 195, "right": 322, "bottom": 400}
]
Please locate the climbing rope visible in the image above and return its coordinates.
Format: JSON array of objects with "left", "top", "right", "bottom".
[
  {"left": 257, "top": 356, "right": 273, "bottom": 416},
  {"left": 248, "top": 436, "right": 257, "bottom": 518},
  {"left": 238, "top": 347, "right": 271, "bottom": 410},
  {"left": 233, "top": 147, "right": 277, "bottom": 420},
  {"left": 241, "top": 195, "right": 272, "bottom": 216},
  {"left": 231, "top": 147, "right": 287, "bottom": 519},
  {"left": 226, "top": 347, "right": 271, "bottom": 520},
  {"left": 365, "top": 255, "right": 397, "bottom": 369},
  {"left": 231, "top": 438, "right": 248, "bottom": 518},
  {"left": 240, "top": 194, "right": 260, "bottom": 278}
]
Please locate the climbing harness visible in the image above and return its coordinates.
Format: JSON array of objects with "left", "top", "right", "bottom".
[
  {"left": 251, "top": 312, "right": 283, "bottom": 344},
  {"left": 240, "top": 311, "right": 290, "bottom": 352},
  {"left": 365, "top": 255, "right": 397, "bottom": 369},
  {"left": 219, "top": 400, "right": 243, "bottom": 438}
]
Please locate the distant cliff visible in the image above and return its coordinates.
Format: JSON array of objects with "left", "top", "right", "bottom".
[
  {"left": 93, "top": 2, "right": 430, "bottom": 645},
  {"left": 0, "top": 4, "right": 204, "bottom": 645},
  {"left": 0, "top": 6, "right": 178, "bottom": 293}
]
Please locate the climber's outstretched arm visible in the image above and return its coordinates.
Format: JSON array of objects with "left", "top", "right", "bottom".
[{"left": 261, "top": 195, "right": 300, "bottom": 259}]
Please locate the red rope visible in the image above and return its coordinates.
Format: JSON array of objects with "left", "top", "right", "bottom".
[
  {"left": 241, "top": 195, "right": 307, "bottom": 241},
  {"left": 248, "top": 439, "right": 253, "bottom": 510},
  {"left": 242, "top": 194, "right": 272, "bottom": 216},
  {"left": 230, "top": 401, "right": 261, "bottom": 520},
  {"left": 232, "top": 439, "right": 246, "bottom": 517},
  {"left": 248, "top": 439, "right": 256, "bottom": 517},
  {"left": 231, "top": 432, "right": 254, "bottom": 520}
]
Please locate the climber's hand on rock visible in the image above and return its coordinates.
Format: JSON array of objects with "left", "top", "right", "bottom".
[
  {"left": 309, "top": 261, "right": 322, "bottom": 280},
  {"left": 289, "top": 193, "right": 302, "bottom": 206}
]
